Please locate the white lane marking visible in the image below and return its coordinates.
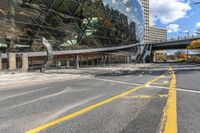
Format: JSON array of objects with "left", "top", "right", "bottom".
[
  {"left": 90, "top": 77, "right": 141, "bottom": 86},
  {"left": 42, "top": 94, "right": 104, "bottom": 124},
  {"left": 0, "top": 87, "right": 50, "bottom": 101},
  {"left": 0, "top": 87, "right": 90, "bottom": 102},
  {"left": 91, "top": 77, "right": 200, "bottom": 94},
  {"left": 1, "top": 89, "right": 69, "bottom": 112},
  {"left": 0, "top": 94, "right": 105, "bottom": 131},
  {"left": 176, "top": 88, "right": 200, "bottom": 94},
  {"left": 151, "top": 85, "right": 200, "bottom": 94}
]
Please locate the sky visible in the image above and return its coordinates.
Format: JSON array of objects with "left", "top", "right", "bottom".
[{"left": 149, "top": 0, "right": 200, "bottom": 39}]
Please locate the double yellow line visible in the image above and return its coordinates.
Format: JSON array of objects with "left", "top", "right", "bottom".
[
  {"left": 160, "top": 66, "right": 177, "bottom": 133},
  {"left": 26, "top": 74, "right": 164, "bottom": 133}
]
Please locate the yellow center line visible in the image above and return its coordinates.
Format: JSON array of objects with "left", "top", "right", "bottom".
[
  {"left": 26, "top": 74, "right": 165, "bottom": 133},
  {"left": 159, "top": 66, "right": 177, "bottom": 133}
]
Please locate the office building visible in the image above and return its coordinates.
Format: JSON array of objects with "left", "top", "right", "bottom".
[
  {"left": 141, "top": 0, "right": 150, "bottom": 42},
  {"left": 149, "top": 26, "right": 167, "bottom": 43},
  {"left": 141, "top": 0, "right": 167, "bottom": 43}
]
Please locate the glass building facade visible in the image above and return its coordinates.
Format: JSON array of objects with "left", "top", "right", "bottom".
[{"left": 0, "top": 0, "right": 144, "bottom": 52}]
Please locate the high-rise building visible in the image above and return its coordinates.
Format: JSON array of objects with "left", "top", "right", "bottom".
[
  {"left": 141, "top": 0, "right": 150, "bottom": 42},
  {"left": 141, "top": 0, "right": 167, "bottom": 43}
]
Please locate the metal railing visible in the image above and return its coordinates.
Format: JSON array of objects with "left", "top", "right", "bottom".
[{"left": 147, "top": 34, "right": 200, "bottom": 44}]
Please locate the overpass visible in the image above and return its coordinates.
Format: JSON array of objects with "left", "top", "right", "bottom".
[
  {"left": 151, "top": 36, "right": 200, "bottom": 50},
  {"left": 138, "top": 35, "right": 200, "bottom": 63},
  {"left": 1, "top": 36, "right": 200, "bottom": 69},
  {"left": 1, "top": 35, "right": 200, "bottom": 59}
]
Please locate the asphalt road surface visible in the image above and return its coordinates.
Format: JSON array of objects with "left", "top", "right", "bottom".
[{"left": 0, "top": 63, "right": 200, "bottom": 133}]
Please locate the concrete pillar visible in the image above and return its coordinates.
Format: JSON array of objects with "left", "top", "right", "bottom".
[
  {"left": 108, "top": 55, "right": 111, "bottom": 66},
  {"left": 75, "top": 55, "right": 79, "bottom": 69},
  {"left": 21, "top": 53, "right": 28, "bottom": 72},
  {"left": 153, "top": 52, "right": 156, "bottom": 62},
  {"left": 8, "top": 53, "right": 16, "bottom": 71},
  {"left": 66, "top": 61, "right": 70, "bottom": 68},
  {"left": 0, "top": 53, "right": 2, "bottom": 71},
  {"left": 127, "top": 55, "right": 130, "bottom": 64},
  {"left": 149, "top": 51, "right": 154, "bottom": 63},
  {"left": 102, "top": 55, "right": 107, "bottom": 67},
  {"left": 92, "top": 59, "right": 95, "bottom": 66},
  {"left": 124, "top": 55, "right": 126, "bottom": 64}
]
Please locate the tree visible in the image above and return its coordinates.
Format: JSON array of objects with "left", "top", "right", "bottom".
[{"left": 187, "top": 39, "right": 200, "bottom": 50}]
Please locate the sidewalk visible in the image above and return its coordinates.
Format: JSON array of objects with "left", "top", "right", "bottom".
[
  {"left": 0, "top": 72, "right": 88, "bottom": 89},
  {"left": 46, "top": 64, "right": 152, "bottom": 75},
  {"left": 0, "top": 64, "right": 151, "bottom": 89}
]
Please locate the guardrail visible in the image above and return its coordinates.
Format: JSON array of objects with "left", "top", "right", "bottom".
[{"left": 146, "top": 35, "right": 200, "bottom": 44}]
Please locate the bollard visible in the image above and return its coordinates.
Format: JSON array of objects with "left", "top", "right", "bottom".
[
  {"left": 21, "top": 53, "right": 29, "bottom": 72},
  {"left": 8, "top": 53, "right": 16, "bottom": 71}
]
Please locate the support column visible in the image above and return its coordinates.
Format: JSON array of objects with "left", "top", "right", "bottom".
[
  {"left": 75, "top": 55, "right": 79, "bottom": 69},
  {"left": 127, "top": 55, "right": 130, "bottom": 64},
  {"left": 101, "top": 56, "right": 104, "bottom": 66},
  {"left": 108, "top": 55, "right": 111, "bottom": 66},
  {"left": 0, "top": 53, "right": 2, "bottom": 71},
  {"left": 66, "top": 61, "right": 70, "bottom": 68},
  {"left": 21, "top": 53, "right": 29, "bottom": 72},
  {"left": 102, "top": 55, "right": 107, "bottom": 67},
  {"left": 153, "top": 52, "right": 156, "bottom": 62},
  {"left": 92, "top": 59, "right": 95, "bottom": 66},
  {"left": 8, "top": 53, "right": 16, "bottom": 71},
  {"left": 123, "top": 55, "right": 126, "bottom": 64},
  {"left": 150, "top": 50, "right": 154, "bottom": 63}
]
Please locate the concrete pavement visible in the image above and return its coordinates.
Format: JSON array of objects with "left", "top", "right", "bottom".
[{"left": 0, "top": 63, "right": 200, "bottom": 133}]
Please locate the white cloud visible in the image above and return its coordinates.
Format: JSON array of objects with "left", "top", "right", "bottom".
[
  {"left": 166, "top": 24, "right": 181, "bottom": 33},
  {"left": 196, "top": 22, "right": 200, "bottom": 28},
  {"left": 150, "top": 0, "right": 191, "bottom": 24},
  {"left": 122, "top": 0, "right": 128, "bottom": 4},
  {"left": 112, "top": 0, "right": 116, "bottom": 4}
]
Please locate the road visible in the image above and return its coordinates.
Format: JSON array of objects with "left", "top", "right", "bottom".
[{"left": 0, "top": 63, "right": 200, "bottom": 133}]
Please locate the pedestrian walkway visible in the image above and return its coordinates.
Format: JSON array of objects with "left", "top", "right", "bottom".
[{"left": 0, "top": 64, "right": 151, "bottom": 89}]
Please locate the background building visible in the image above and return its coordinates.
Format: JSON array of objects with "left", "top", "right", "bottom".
[
  {"left": 0, "top": 0, "right": 144, "bottom": 53},
  {"left": 149, "top": 26, "right": 167, "bottom": 43},
  {"left": 141, "top": 0, "right": 150, "bottom": 42},
  {"left": 141, "top": 0, "right": 167, "bottom": 43}
]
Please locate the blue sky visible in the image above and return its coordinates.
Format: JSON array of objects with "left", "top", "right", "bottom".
[{"left": 149, "top": 0, "right": 200, "bottom": 38}]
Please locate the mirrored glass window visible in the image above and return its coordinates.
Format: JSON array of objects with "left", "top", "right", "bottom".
[{"left": 0, "top": 0, "right": 144, "bottom": 52}]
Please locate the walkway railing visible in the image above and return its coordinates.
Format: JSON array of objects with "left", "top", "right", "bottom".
[{"left": 147, "top": 35, "right": 200, "bottom": 44}]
